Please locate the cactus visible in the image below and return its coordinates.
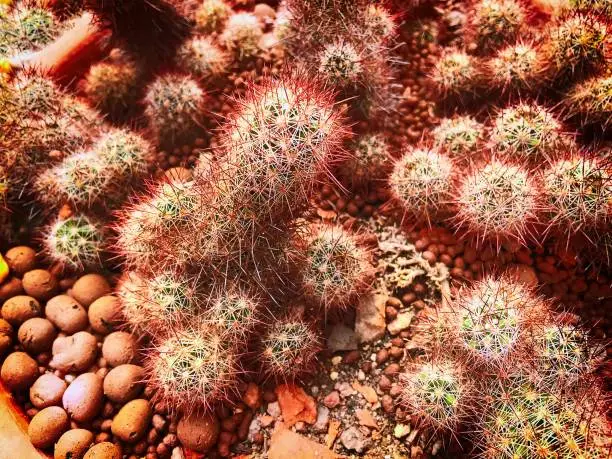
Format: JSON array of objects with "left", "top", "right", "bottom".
[
  {"left": 542, "top": 156, "right": 611, "bottom": 237},
  {"left": 432, "top": 49, "right": 479, "bottom": 96},
  {"left": 117, "top": 271, "right": 148, "bottom": 330},
  {"left": 221, "top": 13, "right": 263, "bottom": 61},
  {"left": 203, "top": 287, "right": 259, "bottom": 339},
  {"left": 146, "top": 323, "right": 239, "bottom": 410},
  {"left": 400, "top": 360, "right": 467, "bottom": 432},
  {"left": 43, "top": 215, "right": 104, "bottom": 270},
  {"left": 299, "top": 223, "right": 373, "bottom": 310},
  {"left": 176, "top": 37, "right": 230, "bottom": 81},
  {"left": 432, "top": 116, "right": 484, "bottom": 160},
  {"left": 362, "top": 4, "right": 396, "bottom": 42},
  {"left": 489, "top": 103, "right": 566, "bottom": 162},
  {"left": 2, "top": 6, "right": 59, "bottom": 54},
  {"left": 454, "top": 159, "right": 540, "bottom": 245},
  {"left": 566, "top": 75, "right": 612, "bottom": 129},
  {"left": 318, "top": 42, "right": 363, "bottom": 86},
  {"left": 82, "top": 60, "right": 141, "bottom": 116},
  {"left": 144, "top": 74, "right": 206, "bottom": 145},
  {"left": 467, "top": 0, "right": 526, "bottom": 52},
  {"left": 487, "top": 42, "right": 540, "bottom": 93},
  {"left": 339, "top": 133, "right": 391, "bottom": 188},
  {"left": 194, "top": 0, "right": 231, "bottom": 34},
  {"left": 261, "top": 316, "right": 320, "bottom": 378},
  {"left": 389, "top": 147, "right": 454, "bottom": 222}
]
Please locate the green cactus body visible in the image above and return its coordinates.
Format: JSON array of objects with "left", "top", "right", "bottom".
[
  {"left": 470, "top": 0, "right": 525, "bottom": 52},
  {"left": 221, "top": 13, "right": 263, "bottom": 60},
  {"left": 432, "top": 50, "right": 478, "bottom": 95},
  {"left": 318, "top": 42, "right": 363, "bottom": 86},
  {"left": 45, "top": 215, "right": 103, "bottom": 269},
  {"left": 262, "top": 319, "right": 319, "bottom": 377},
  {"left": 194, "top": 0, "right": 231, "bottom": 34},
  {"left": 433, "top": 116, "right": 484, "bottom": 159},
  {"left": 176, "top": 37, "right": 229, "bottom": 80},
  {"left": 567, "top": 75, "right": 612, "bottom": 127},
  {"left": 488, "top": 43, "right": 539, "bottom": 91}
]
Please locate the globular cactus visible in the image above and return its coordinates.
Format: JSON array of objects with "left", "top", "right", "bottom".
[
  {"left": 1, "top": 6, "right": 59, "bottom": 55},
  {"left": 486, "top": 42, "right": 540, "bottom": 93},
  {"left": 82, "top": 59, "right": 141, "bottom": 117},
  {"left": 565, "top": 75, "right": 612, "bottom": 129},
  {"left": 541, "top": 155, "right": 611, "bottom": 237},
  {"left": 400, "top": 360, "right": 468, "bottom": 432},
  {"left": 194, "top": 0, "right": 231, "bottom": 34},
  {"left": 542, "top": 12, "right": 609, "bottom": 80},
  {"left": 144, "top": 74, "right": 206, "bottom": 146},
  {"left": 453, "top": 159, "right": 540, "bottom": 246},
  {"left": 260, "top": 316, "right": 321, "bottom": 379},
  {"left": 176, "top": 37, "right": 230, "bottom": 81},
  {"left": 298, "top": 223, "right": 373, "bottom": 310},
  {"left": 146, "top": 323, "right": 239, "bottom": 410},
  {"left": 43, "top": 214, "right": 104, "bottom": 270},
  {"left": 362, "top": 4, "right": 396, "bottom": 43},
  {"left": 432, "top": 49, "right": 479, "bottom": 97},
  {"left": 11, "top": 73, "right": 62, "bottom": 115},
  {"left": 221, "top": 13, "right": 263, "bottom": 61},
  {"left": 489, "top": 103, "right": 567, "bottom": 162},
  {"left": 318, "top": 42, "right": 363, "bottom": 87},
  {"left": 203, "top": 287, "right": 260, "bottom": 339},
  {"left": 339, "top": 133, "right": 391, "bottom": 188},
  {"left": 389, "top": 147, "right": 454, "bottom": 222},
  {"left": 432, "top": 116, "right": 484, "bottom": 160},
  {"left": 466, "top": 0, "right": 526, "bottom": 53},
  {"left": 449, "top": 276, "right": 543, "bottom": 364}
]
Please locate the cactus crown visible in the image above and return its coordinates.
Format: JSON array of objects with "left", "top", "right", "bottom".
[
  {"left": 318, "top": 42, "right": 363, "bottom": 85},
  {"left": 5, "top": 7, "right": 59, "bottom": 52},
  {"left": 470, "top": 0, "right": 525, "bottom": 51},
  {"left": 341, "top": 133, "right": 390, "bottom": 184},
  {"left": 390, "top": 148, "right": 454, "bottom": 218},
  {"left": 83, "top": 60, "right": 140, "bottom": 112},
  {"left": 432, "top": 50, "right": 477, "bottom": 95},
  {"left": 262, "top": 318, "right": 319, "bottom": 377},
  {"left": 567, "top": 75, "right": 612, "bottom": 127},
  {"left": 13, "top": 74, "right": 62, "bottom": 114},
  {"left": 488, "top": 43, "right": 539, "bottom": 91},
  {"left": 176, "top": 37, "right": 229, "bottom": 79},
  {"left": 146, "top": 271, "right": 199, "bottom": 317},
  {"left": 221, "top": 13, "right": 263, "bottom": 60},
  {"left": 363, "top": 4, "right": 396, "bottom": 42},
  {"left": 96, "top": 129, "right": 152, "bottom": 174},
  {"left": 194, "top": 0, "right": 231, "bottom": 33},
  {"left": 45, "top": 215, "right": 103, "bottom": 270},
  {"left": 204, "top": 288, "right": 259, "bottom": 338},
  {"left": 433, "top": 116, "right": 484, "bottom": 158}
]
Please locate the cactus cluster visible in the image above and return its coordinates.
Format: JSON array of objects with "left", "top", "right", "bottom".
[
  {"left": 0, "top": 5, "right": 59, "bottom": 56},
  {"left": 487, "top": 43, "right": 540, "bottom": 93}
]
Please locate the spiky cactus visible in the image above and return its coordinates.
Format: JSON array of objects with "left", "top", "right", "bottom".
[
  {"left": 203, "top": 287, "right": 259, "bottom": 339},
  {"left": 467, "top": 0, "right": 526, "bottom": 52},
  {"left": 144, "top": 74, "right": 206, "bottom": 145},
  {"left": 487, "top": 43, "right": 540, "bottom": 92},
  {"left": 432, "top": 49, "right": 479, "bottom": 96},
  {"left": 541, "top": 156, "right": 611, "bottom": 237},
  {"left": 454, "top": 160, "right": 540, "bottom": 245},
  {"left": 221, "top": 13, "right": 263, "bottom": 61},
  {"left": 1, "top": 6, "right": 59, "bottom": 55},
  {"left": 176, "top": 36, "right": 229, "bottom": 81},
  {"left": 400, "top": 360, "right": 467, "bottom": 432},
  {"left": 566, "top": 75, "right": 612, "bottom": 129},
  {"left": 389, "top": 147, "right": 454, "bottom": 221},
  {"left": 146, "top": 323, "right": 239, "bottom": 410},
  {"left": 298, "top": 224, "right": 373, "bottom": 310},
  {"left": 362, "top": 4, "right": 396, "bottom": 42},
  {"left": 43, "top": 215, "right": 104, "bottom": 270},
  {"left": 194, "top": 0, "right": 231, "bottom": 34},
  {"left": 318, "top": 42, "right": 363, "bottom": 86},
  {"left": 432, "top": 116, "right": 484, "bottom": 160},
  {"left": 489, "top": 103, "right": 566, "bottom": 162},
  {"left": 261, "top": 317, "right": 320, "bottom": 378},
  {"left": 82, "top": 59, "right": 141, "bottom": 117},
  {"left": 339, "top": 133, "right": 390, "bottom": 188}
]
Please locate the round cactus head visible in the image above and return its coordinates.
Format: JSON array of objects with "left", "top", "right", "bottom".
[
  {"left": 318, "top": 42, "right": 363, "bottom": 86},
  {"left": 363, "top": 4, "right": 396, "bottom": 42},
  {"left": 117, "top": 271, "right": 148, "bottom": 330},
  {"left": 432, "top": 49, "right": 478, "bottom": 96},
  {"left": 203, "top": 286, "right": 259, "bottom": 339},
  {"left": 44, "top": 215, "right": 104, "bottom": 270},
  {"left": 566, "top": 75, "right": 612, "bottom": 129},
  {"left": 12, "top": 73, "right": 62, "bottom": 115},
  {"left": 489, "top": 103, "right": 565, "bottom": 162},
  {"left": 261, "top": 316, "right": 320, "bottom": 379},
  {"left": 468, "top": 0, "right": 526, "bottom": 52},
  {"left": 340, "top": 133, "right": 390, "bottom": 187},
  {"left": 390, "top": 147, "right": 454, "bottom": 222},
  {"left": 542, "top": 156, "right": 611, "bottom": 237},
  {"left": 432, "top": 116, "right": 484, "bottom": 160},
  {"left": 146, "top": 323, "right": 239, "bottom": 410},
  {"left": 176, "top": 37, "right": 229, "bottom": 80},
  {"left": 221, "top": 13, "right": 263, "bottom": 60},
  {"left": 83, "top": 60, "right": 141, "bottom": 116},
  {"left": 454, "top": 159, "right": 540, "bottom": 245},
  {"left": 194, "top": 0, "right": 231, "bottom": 33},
  {"left": 487, "top": 42, "right": 540, "bottom": 92},
  {"left": 300, "top": 224, "right": 373, "bottom": 310},
  {"left": 95, "top": 129, "right": 153, "bottom": 175},
  {"left": 10, "top": 7, "right": 59, "bottom": 52},
  {"left": 451, "top": 277, "right": 541, "bottom": 363}
]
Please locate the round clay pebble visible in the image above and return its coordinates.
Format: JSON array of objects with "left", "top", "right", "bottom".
[
  {"left": 83, "top": 442, "right": 122, "bottom": 459},
  {"left": 18, "top": 317, "right": 57, "bottom": 354},
  {"left": 54, "top": 429, "right": 94, "bottom": 459},
  {"left": 102, "top": 331, "right": 138, "bottom": 367},
  {"left": 71, "top": 274, "right": 111, "bottom": 307},
  {"left": 22, "top": 269, "right": 59, "bottom": 301},
  {"left": 62, "top": 373, "right": 104, "bottom": 423},
  {"left": 0, "top": 319, "right": 12, "bottom": 355},
  {"left": 28, "top": 406, "right": 69, "bottom": 449},
  {"left": 111, "top": 399, "right": 152, "bottom": 443},
  {"left": 0, "top": 277, "right": 24, "bottom": 302},
  {"left": 30, "top": 373, "right": 68, "bottom": 408},
  {"left": 88, "top": 296, "right": 123, "bottom": 334},
  {"left": 177, "top": 412, "right": 220, "bottom": 452},
  {"left": 1, "top": 351, "right": 38, "bottom": 391},
  {"left": 50, "top": 331, "right": 98, "bottom": 373},
  {"left": 45, "top": 295, "right": 88, "bottom": 334},
  {"left": 1, "top": 295, "right": 41, "bottom": 326},
  {"left": 5, "top": 246, "right": 37, "bottom": 276},
  {"left": 103, "top": 364, "right": 145, "bottom": 403}
]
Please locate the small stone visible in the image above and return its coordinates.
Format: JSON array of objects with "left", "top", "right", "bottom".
[
  {"left": 30, "top": 373, "right": 67, "bottom": 409},
  {"left": 0, "top": 319, "right": 12, "bottom": 355},
  {"left": 352, "top": 382, "right": 378, "bottom": 403},
  {"left": 103, "top": 364, "right": 145, "bottom": 403},
  {"left": 313, "top": 405, "right": 329, "bottom": 432},
  {"left": 340, "top": 426, "right": 371, "bottom": 453},
  {"left": 267, "top": 401, "right": 281, "bottom": 418},
  {"left": 18, "top": 317, "right": 57, "bottom": 354},
  {"left": 62, "top": 373, "right": 104, "bottom": 422},
  {"left": 387, "top": 310, "right": 414, "bottom": 335},
  {"left": 5, "top": 246, "right": 37, "bottom": 276},
  {"left": 71, "top": 274, "right": 111, "bottom": 307},
  {"left": 268, "top": 425, "right": 336, "bottom": 459},
  {"left": 83, "top": 442, "right": 122, "bottom": 459},
  {"left": 354, "top": 294, "right": 387, "bottom": 343},
  {"left": 176, "top": 412, "right": 220, "bottom": 453},
  {"left": 242, "top": 382, "right": 261, "bottom": 410},
  {"left": 102, "top": 331, "right": 138, "bottom": 367},
  {"left": 327, "top": 324, "right": 358, "bottom": 352},
  {"left": 88, "top": 296, "right": 123, "bottom": 335},
  {"left": 394, "top": 423, "right": 411, "bottom": 439},
  {"left": 275, "top": 384, "right": 317, "bottom": 427},
  {"left": 2, "top": 295, "right": 41, "bottom": 326},
  {"left": 112, "top": 399, "right": 153, "bottom": 443},
  {"left": 22, "top": 269, "right": 59, "bottom": 301},
  {"left": 356, "top": 409, "right": 378, "bottom": 429},
  {"left": 28, "top": 406, "right": 69, "bottom": 449},
  {"left": 323, "top": 391, "right": 340, "bottom": 409},
  {"left": 1, "top": 351, "right": 38, "bottom": 390},
  {"left": 45, "top": 295, "right": 88, "bottom": 334},
  {"left": 54, "top": 428, "right": 95, "bottom": 459}
]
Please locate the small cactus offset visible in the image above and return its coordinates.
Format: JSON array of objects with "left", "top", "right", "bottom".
[
  {"left": 466, "top": 0, "right": 526, "bottom": 53},
  {"left": 432, "top": 116, "right": 484, "bottom": 161},
  {"left": 565, "top": 75, "right": 612, "bottom": 129},
  {"left": 260, "top": 316, "right": 321, "bottom": 379},
  {"left": 220, "top": 13, "right": 263, "bottom": 61},
  {"left": 176, "top": 37, "right": 229, "bottom": 81},
  {"left": 297, "top": 223, "right": 373, "bottom": 310},
  {"left": 203, "top": 286, "right": 260, "bottom": 339},
  {"left": 432, "top": 49, "right": 479, "bottom": 97},
  {"left": 318, "top": 42, "right": 363, "bottom": 87},
  {"left": 194, "top": 0, "right": 231, "bottom": 34},
  {"left": 389, "top": 147, "right": 454, "bottom": 222},
  {"left": 486, "top": 42, "right": 541, "bottom": 93},
  {"left": 0, "top": 6, "right": 59, "bottom": 56},
  {"left": 43, "top": 214, "right": 105, "bottom": 270},
  {"left": 362, "top": 4, "right": 396, "bottom": 43},
  {"left": 339, "top": 133, "right": 391, "bottom": 188},
  {"left": 453, "top": 159, "right": 540, "bottom": 246}
]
